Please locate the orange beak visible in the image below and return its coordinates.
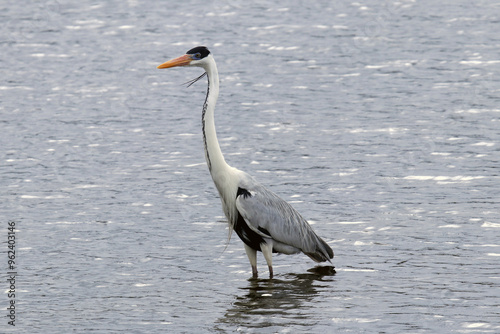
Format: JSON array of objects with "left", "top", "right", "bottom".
[{"left": 157, "top": 54, "right": 193, "bottom": 69}]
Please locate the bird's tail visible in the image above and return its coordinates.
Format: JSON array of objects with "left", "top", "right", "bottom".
[{"left": 304, "top": 237, "right": 334, "bottom": 263}]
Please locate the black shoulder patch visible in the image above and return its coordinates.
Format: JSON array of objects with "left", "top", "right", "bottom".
[
  {"left": 186, "top": 46, "right": 210, "bottom": 58},
  {"left": 237, "top": 187, "right": 252, "bottom": 199}
]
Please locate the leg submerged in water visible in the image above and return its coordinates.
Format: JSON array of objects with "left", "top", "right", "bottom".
[
  {"left": 261, "top": 240, "right": 274, "bottom": 279},
  {"left": 244, "top": 244, "right": 258, "bottom": 278}
]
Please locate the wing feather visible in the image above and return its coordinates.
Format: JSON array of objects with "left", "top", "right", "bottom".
[{"left": 235, "top": 179, "right": 333, "bottom": 262}]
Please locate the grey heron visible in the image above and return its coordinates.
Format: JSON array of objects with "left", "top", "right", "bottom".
[{"left": 157, "top": 46, "right": 334, "bottom": 278}]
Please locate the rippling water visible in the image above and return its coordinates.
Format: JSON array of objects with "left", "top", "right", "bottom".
[{"left": 2, "top": 0, "right": 499, "bottom": 333}]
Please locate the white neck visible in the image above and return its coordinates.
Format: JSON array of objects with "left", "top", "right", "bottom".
[
  {"left": 201, "top": 57, "right": 231, "bottom": 180},
  {"left": 200, "top": 55, "right": 241, "bottom": 233}
]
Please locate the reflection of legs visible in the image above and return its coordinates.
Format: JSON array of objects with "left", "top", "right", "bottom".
[
  {"left": 261, "top": 240, "right": 273, "bottom": 279},
  {"left": 244, "top": 244, "right": 258, "bottom": 278}
]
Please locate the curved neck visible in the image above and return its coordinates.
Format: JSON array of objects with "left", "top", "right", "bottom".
[{"left": 202, "top": 58, "right": 230, "bottom": 176}]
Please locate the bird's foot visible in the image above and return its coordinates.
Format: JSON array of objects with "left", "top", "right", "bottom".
[{"left": 268, "top": 266, "right": 273, "bottom": 279}]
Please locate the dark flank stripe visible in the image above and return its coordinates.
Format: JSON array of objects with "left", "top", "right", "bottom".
[
  {"left": 234, "top": 212, "right": 264, "bottom": 252},
  {"left": 235, "top": 187, "right": 278, "bottom": 253},
  {"left": 235, "top": 187, "right": 265, "bottom": 251},
  {"left": 257, "top": 226, "right": 271, "bottom": 237}
]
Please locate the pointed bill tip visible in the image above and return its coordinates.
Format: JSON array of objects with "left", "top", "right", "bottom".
[{"left": 157, "top": 54, "right": 192, "bottom": 69}]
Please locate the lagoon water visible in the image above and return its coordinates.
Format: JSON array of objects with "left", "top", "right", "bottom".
[{"left": 1, "top": 0, "right": 499, "bottom": 332}]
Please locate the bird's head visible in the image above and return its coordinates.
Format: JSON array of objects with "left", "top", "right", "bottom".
[{"left": 157, "top": 46, "right": 211, "bottom": 69}]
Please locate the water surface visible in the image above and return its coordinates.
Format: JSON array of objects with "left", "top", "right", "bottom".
[{"left": 1, "top": 0, "right": 499, "bottom": 332}]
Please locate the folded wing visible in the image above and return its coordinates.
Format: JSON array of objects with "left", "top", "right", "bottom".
[{"left": 235, "top": 181, "right": 333, "bottom": 262}]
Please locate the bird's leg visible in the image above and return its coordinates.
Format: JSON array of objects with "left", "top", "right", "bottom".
[
  {"left": 244, "top": 244, "right": 258, "bottom": 278},
  {"left": 261, "top": 240, "right": 274, "bottom": 279},
  {"left": 251, "top": 265, "right": 258, "bottom": 278}
]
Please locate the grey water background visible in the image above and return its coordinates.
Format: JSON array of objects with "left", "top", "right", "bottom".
[{"left": 1, "top": 0, "right": 499, "bottom": 332}]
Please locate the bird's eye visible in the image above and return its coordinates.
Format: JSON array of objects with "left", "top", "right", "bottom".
[{"left": 195, "top": 53, "right": 201, "bottom": 59}]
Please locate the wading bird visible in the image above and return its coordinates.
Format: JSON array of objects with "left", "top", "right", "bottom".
[{"left": 157, "top": 46, "right": 333, "bottom": 278}]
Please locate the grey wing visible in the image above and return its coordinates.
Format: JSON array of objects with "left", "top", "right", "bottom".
[{"left": 235, "top": 183, "right": 333, "bottom": 262}]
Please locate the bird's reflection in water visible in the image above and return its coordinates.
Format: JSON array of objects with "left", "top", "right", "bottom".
[{"left": 216, "top": 266, "right": 335, "bottom": 331}]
